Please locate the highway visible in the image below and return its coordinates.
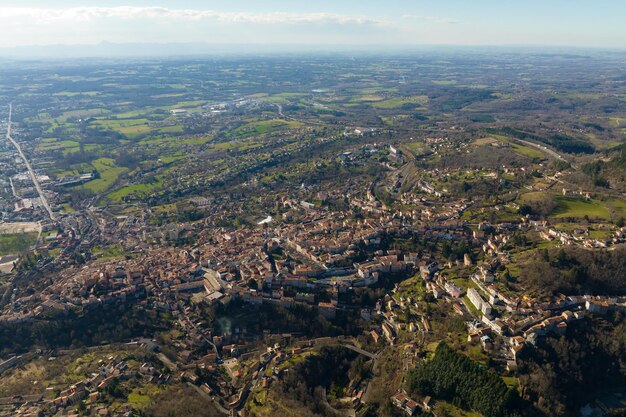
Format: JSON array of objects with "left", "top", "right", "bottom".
[
  {"left": 5, "top": 104, "right": 55, "bottom": 220},
  {"left": 512, "top": 137, "right": 577, "bottom": 168}
]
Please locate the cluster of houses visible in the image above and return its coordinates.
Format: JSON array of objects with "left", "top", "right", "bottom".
[
  {"left": 5, "top": 352, "right": 169, "bottom": 416},
  {"left": 537, "top": 224, "right": 626, "bottom": 248}
]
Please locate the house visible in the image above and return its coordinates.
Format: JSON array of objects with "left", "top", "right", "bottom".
[
  {"left": 422, "top": 396, "right": 434, "bottom": 412},
  {"left": 382, "top": 322, "right": 395, "bottom": 344},
  {"left": 480, "top": 335, "right": 493, "bottom": 350},
  {"left": 405, "top": 400, "right": 418, "bottom": 415},
  {"left": 419, "top": 263, "right": 438, "bottom": 280},
  {"left": 421, "top": 316, "right": 431, "bottom": 333},
  {"left": 430, "top": 283, "right": 445, "bottom": 299},
  {"left": 511, "top": 344, "right": 524, "bottom": 360},
  {"left": 318, "top": 302, "right": 336, "bottom": 319},
  {"left": 467, "top": 288, "right": 491, "bottom": 316},
  {"left": 586, "top": 300, "right": 609, "bottom": 314},
  {"left": 392, "top": 393, "right": 407, "bottom": 408},
  {"left": 444, "top": 281, "right": 463, "bottom": 298},
  {"left": 392, "top": 392, "right": 419, "bottom": 415}
]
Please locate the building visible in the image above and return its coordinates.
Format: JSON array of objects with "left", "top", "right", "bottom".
[{"left": 467, "top": 288, "right": 492, "bottom": 316}]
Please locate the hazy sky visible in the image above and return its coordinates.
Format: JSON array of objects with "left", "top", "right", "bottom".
[{"left": 1, "top": 0, "right": 625, "bottom": 49}]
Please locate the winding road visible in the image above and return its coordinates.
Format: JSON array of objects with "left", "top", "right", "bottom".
[{"left": 5, "top": 104, "right": 55, "bottom": 220}]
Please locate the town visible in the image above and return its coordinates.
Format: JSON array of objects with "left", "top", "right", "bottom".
[{"left": 0, "top": 53, "right": 625, "bottom": 417}]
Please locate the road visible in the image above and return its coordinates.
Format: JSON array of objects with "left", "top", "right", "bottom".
[
  {"left": 339, "top": 343, "right": 379, "bottom": 360},
  {"left": 186, "top": 382, "right": 230, "bottom": 416},
  {"left": 513, "top": 138, "right": 577, "bottom": 168},
  {"left": 8, "top": 178, "right": 18, "bottom": 199},
  {"left": 5, "top": 104, "right": 55, "bottom": 220}
]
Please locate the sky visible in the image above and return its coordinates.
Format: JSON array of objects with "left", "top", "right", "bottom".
[{"left": 0, "top": 0, "right": 625, "bottom": 50}]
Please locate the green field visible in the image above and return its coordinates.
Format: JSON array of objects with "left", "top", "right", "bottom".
[
  {"left": 36, "top": 139, "right": 80, "bottom": 152},
  {"left": 510, "top": 142, "right": 545, "bottom": 159},
  {"left": 181, "top": 136, "right": 212, "bottom": 145},
  {"left": 157, "top": 125, "right": 184, "bottom": 134},
  {"left": 233, "top": 119, "right": 302, "bottom": 137},
  {"left": 519, "top": 191, "right": 550, "bottom": 203},
  {"left": 553, "top": 196, "right": 610, "bottom": 220},
  {"left": 91, "top": 243, "right": 125, "bottom": 259},
  {"left": 211, "top": 139, "right": 263, "bottom": 152},
  {"left": 77, "top": 158, "right": 127, "bottom": 194},
  {"left": 0, "top": 233, "right": 38, "bottom": 255},
  {"left": 93, "top": 118, "right": 152, "bottom": 138},
  {"left": 257, "top": 93, "right": 306, "bottom": 104},
  {"left": 608, "top": 117, "right": 626, "bottom": 128},
  {"left": 434, "top": 402, "right": 483, "bottom": 417},
  {"left": 106, "top": 181, "right": 163, "bottom": 203},
  {"left": 371, "top": 95, "right": 429, "bottom": 109},
  {"left": 160, "top": 155, "right": 187, "bottom": 163}
]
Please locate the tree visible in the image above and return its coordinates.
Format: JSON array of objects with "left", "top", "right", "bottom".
[
  {"left": 519, "top": 204, "right": 533, "bottom": 216},
  {"left": 406, "top": 343, "right": 519, "bottom": 417}
]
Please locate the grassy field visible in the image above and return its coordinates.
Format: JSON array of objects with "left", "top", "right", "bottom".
[
  {"left": 502, "top": 376, "right": 521, "bottom": 392},
  {"left": 77, "top": 158, "right": 127, "bottom": 194},
  {"left": 371, "top": 95, "right": 429, "bottom": 109},
  {"left": 247, "top": 389, "right": 299, "bottom": 417},
  {"left": 553, "top": 196, "right": 610, "bottom": 220},
  {"left": 57, "top": 108, "right": 110, "bottom": 121},
  {"left": 125, "top": 384, "right": 163, "bottom": 410},
  {"left": 510, "top": 142, "right": 545, "bottom": 159},
  {"left": 211, "top": 139, "right": 263, "bottom": 152},
  {"left": 352, "top": 95, "right": 385, "bottom": 102},
  {"left": 589, "top": 229, "right": 613, "bottom": 240},
  {"left": 106, "top": 181, "right": 163, "bottom": 202},
  {"left": 60, "top": 203, "right": 75, "bottom": 213},
  {"left": 434, "top": 402, "right": 484, "bottom": 417},
  {"left": 36, "top": 139, "right": 80, "bottom": 152},
  {"left": 233, "top": 119, "right": 303, "bottom": 137},
  {"left": 472, "top": 137, "right": 498, "bottom": 146},
  {"left": 481, "top": 135, "right": 544, "bottom": 159},
  {"left": 0, "top": 233, "right": 38, "bottom": 255},
  {"left": 160, "top": 155, "right": 187, "bottom": 163},
  {"left": 93, "top": 118, "right": 153, "bottom": 138},
  {"left": 609, "top": 199, "right": 626, "bottom": 216},
  {"left": 519, "top": 191, "right": 550, "bottom": 203},
  {"left": 91, "top": 243, "right": 125, "bottom": 259}
]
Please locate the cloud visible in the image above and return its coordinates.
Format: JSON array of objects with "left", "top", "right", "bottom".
[
  {"left": 0, "top": 7, "right": 386, "bottom": 26},
  {"left": 402, "top": 14, "right": 459, "bottom": 24}
]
